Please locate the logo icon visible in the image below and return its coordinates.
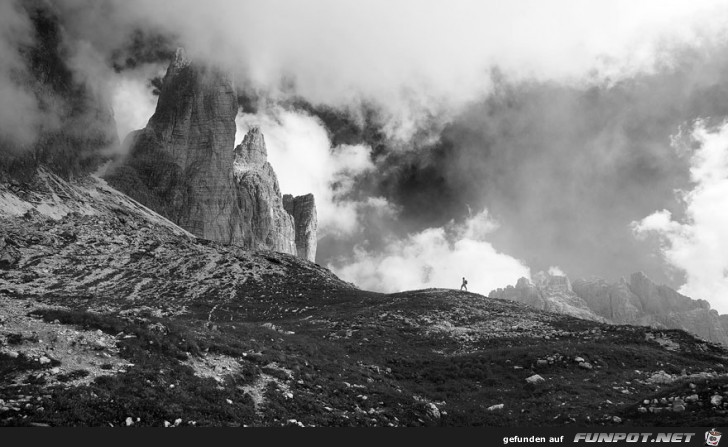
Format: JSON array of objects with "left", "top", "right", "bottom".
[{"left": 706, "top": 429, "right": 722, "bottom": 446}]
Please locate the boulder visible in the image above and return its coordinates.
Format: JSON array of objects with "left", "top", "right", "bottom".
[
  {"left": 425, "top": 402, "right": 440, "bottom": 419},
  {"left": 0, "top": 239, "right": 21, "bottom": 270}
]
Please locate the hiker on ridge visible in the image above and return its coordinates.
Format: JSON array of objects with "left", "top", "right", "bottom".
[{"left": 461, "top": 277, "right": 468, "bottom": 291}]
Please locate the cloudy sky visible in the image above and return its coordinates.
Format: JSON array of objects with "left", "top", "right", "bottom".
[{"left": 5, "top": 0, "right": 728, "bottom": 313}]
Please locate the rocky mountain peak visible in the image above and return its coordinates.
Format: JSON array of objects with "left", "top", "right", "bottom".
[
  {"left": 235, "top": 127, "right": 268, "bottom": 168},
  {"left": 533, "top": 271, "right": 572, "bottom": 293},
  {"left": 571, "top": 272, "right": 728, "bottom": 346},
  {"left": 515, "top": 277, "right": 533, "bottom": 289},
  {"left": 491, "top": 272, "right": 602, "bottom": 322},
  {"left": 105, "top": 53, "right": 317, "bottom": 260},
  {"left": 168, "top": 47, "right": 191, "bottom": 75}
]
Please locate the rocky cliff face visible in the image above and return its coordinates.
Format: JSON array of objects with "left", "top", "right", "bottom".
[
  {"left": 493, "top": 271, "right": 728, "bottom": 346},
  {"left": 105, "top": 49, "right": 316, "bottom": 259},
  {"left": 572, "top": 272, "right": 728, "bottom": 346},
  {"left": 283, "top": 194, "right": 317, "bottom": 262},
  {"left": 233, "top": 127, "right": 296, "bottom": 254},
  {"left": 490, "top": 272, "right": 605, "bottom": 322}
]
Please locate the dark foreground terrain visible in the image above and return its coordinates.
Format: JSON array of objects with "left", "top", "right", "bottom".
[{"left": 0, "top": 171, "right": 727, "bottom": 427}]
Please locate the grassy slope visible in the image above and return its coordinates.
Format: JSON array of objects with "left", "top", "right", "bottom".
[{"left": 1, "top": 282, "right": 727, "bottom": 427}]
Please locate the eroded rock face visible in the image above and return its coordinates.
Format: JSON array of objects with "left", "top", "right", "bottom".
[
  {"left": 106, "top": 48, "right": 242, "bottom": 243},
  {"left": 283, "top": 194, "right": 318, "bottom": 262},
  {"left": 105, "top": 49, "right": 316, "bottom": 259},
  {"left": 572, "top": 272, "right": 728, "bottom": 346},
  {"left": 495, "top": 271, "right": 728, "bottom": 345},
  {"left": 490, "top": 273, "right": 604, "bottom": 322},
  {"left": 571, "top": 277, "right": 644, "bottom": 324},
  {"left": 233, "top": 127, "right": 296, "bottom": 254}
]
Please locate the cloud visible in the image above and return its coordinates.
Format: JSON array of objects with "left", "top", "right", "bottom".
[
  {"left": 42, "top": 0, "right": 728, "bottom": 141},
  {"left": 7, "top": 0, "right": 728, "bottom": 299},
  {"left": 110, "top": 66, "right": 164, "bottom": 143},
  {"left": 330, "top": 209, "right": 530, "bottom": 293},
  {"left": 633, "top": 120, "right": 728, "bottom": 314},
  {"left": 235, "top": 106, "right": 381, "bottom": 236},
  {"left": 548, "top": 266, "right": 566, "bottom": 277}
]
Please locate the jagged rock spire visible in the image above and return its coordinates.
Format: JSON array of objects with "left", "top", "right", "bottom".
[
  {"left": 234, "top": 127, "right": 268, "bottom": 167},
  {"left": 105, "top": 51, "right": 318, "bottom": 260}
]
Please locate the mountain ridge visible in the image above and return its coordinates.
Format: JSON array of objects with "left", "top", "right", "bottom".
[{"left": 492, "top": 271, "right": 728, "bottom": 346}]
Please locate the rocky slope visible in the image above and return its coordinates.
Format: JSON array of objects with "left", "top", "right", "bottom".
[
  {"left": 0, "top": 168, "right": 342, "bottom": 315},
  {"left": 105, "top": 49, "right": 316, "bottom": 260},
  {"left": 1, "top": 171, "right": 727, "bottom": 427},
  {"left": 492, "top": 272, "right": 728, "bottom": 347}
]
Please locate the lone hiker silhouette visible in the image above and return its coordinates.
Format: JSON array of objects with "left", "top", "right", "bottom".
[{"left": 461, "top": 277, "right": 468, "bottom": 291}]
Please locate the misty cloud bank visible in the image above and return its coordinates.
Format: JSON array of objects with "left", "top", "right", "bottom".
[
  {"left": 4, "top": 1, "right": 728, "bottom": 313},
  {"left": 634, "top": 121, "right": 728, "bottom": 313},
  {"left": 332, "top": 210, "right": 530, "bottom": 294},
  {"left": 0, "top": 1, "right": 45, "bottom": 147}
]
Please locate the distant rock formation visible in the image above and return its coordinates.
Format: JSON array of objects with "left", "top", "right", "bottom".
[
  {"left": 105, "top": 49, "right": 317, "bottom": 260},
  {"left": 490, "top": 272, "right": 606, "bottom": 322},
  {"left": 282, "top": 194, "right": 317, "bottom": 262},
  {"left": 572, "top": 272, "right": 728, "bottom": 346},
  {"left": 492, "top": 271, "right": 728, "bottom": 346}
]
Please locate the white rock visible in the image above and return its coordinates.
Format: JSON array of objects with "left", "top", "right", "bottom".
[
  {"left": 39, "top": 356, "right": 51, "bottom": 364},
  {"left": 574, "top": 357, "right": 585, "bottom": 363},
  {"left": 125, "top": 417, "right": 133, "bottom": 426},
  {"left": 7, "top": 351, "right": 19, "bottom": 359},
  {"left": 711, "top": 395, "right": 723, "bottom": 406},
  {"left": 526, "top": 374, "right": 545, "bottom": 384},
  {"left": 425, "top": 403, "right": 440, "bottom": 419},
  {"left": 487, "top": 404, "right": 504, "bottom": 411}
]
